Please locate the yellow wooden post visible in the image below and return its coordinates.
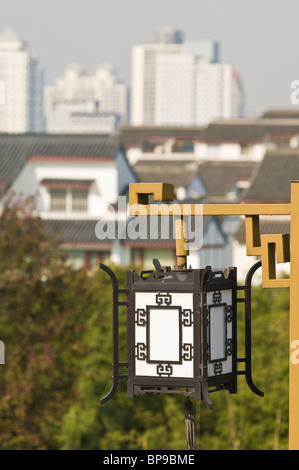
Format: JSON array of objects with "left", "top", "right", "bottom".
[
  {"left": 175, "top": 216, "right": 189, "bottom": 268},
  {"left": 289, "top": 181, "right": 299, "bottom": 450}
]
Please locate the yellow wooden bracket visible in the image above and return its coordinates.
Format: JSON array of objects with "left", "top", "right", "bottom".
[
  {"left": 129, "top": 182, "right": 290, "bottom": 288},
  {"left": 245, "top": 215, "right": 290, "bottom": 288},
  {"left": 129, "top": 182, "right": 174, "bottom": 207}
]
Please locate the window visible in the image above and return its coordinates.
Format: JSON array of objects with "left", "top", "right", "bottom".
[
  {"left": 72, "top": 190, "right": 88, "bottom": 213},
  {"left": 50, "top": 189, "right": 66, "bottom": 212},
  {"left": 50, "top": 189, "right": 88, "bottom": 213}
]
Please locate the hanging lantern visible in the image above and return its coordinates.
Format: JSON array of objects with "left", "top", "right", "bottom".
[{"left": 100, "top": 259, "right": 263, "bottom": 409}]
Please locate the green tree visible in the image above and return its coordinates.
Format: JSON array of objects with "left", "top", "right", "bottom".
[{"left": 0, "top": 194, "right": 95, "bottom": 449}]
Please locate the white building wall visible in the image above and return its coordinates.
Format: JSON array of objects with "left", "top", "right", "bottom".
[
  {"left": 130, "top": 43, "right": 184, "bottom": 125},
  {"left": 131, "top": 37, "right": 243, "bottom": 127},
  {"left": 126, "top": 139, "right": 265, "bottom": 166},
  {"left": 247, "top": 143, "right": 266, "bottom": 161},
  {"left": 3, "top": 52, "right": 29, "bottom": 132},
  {"left": 11, "top": 159, "right": 118, "bottom": 219},
  {"left": 222, "top": 65, "right": 234, "bottom": 119},
  {"left": 0, "top": 28, "right": 43, "bottom": 133},
  {"left": 45, "top": 100, "right": 119, "bottom": 134},
  {"left": 155, "top": 53, "right": 195, "bottom": 125},
  {"left": 195, "top": 63, "right": 241, "bottom": 125},
  {"left": 130, "top": 46, "right": 145, "bottom": 125},
  {"left": 44, "top": 62, "right": 128, "bottom": 133}
]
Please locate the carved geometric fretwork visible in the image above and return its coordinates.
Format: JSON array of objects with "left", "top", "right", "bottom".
[
  {"left": 128, "top": 182, "right": 291, "bottom": 290},
  {"left": 157, "top": 363, "right": 173, "bottom": 377},
  {"left": 245, "top": 215, "right": 261, "bottom": 256},
  {"left": 182, "top": 309, "right": 193, "bottom": 326},
  {"left": 135, "top": 309, "right": 147, "bottom": 326},
  {"left": 260, "top": 234, "right": 290, "bottom": 288},
  {"left": 245, "top": 215, "right": 290, "bottom": 288},
  {"left": 182, "top": 343, "right": 193, "bottom": 361},
  {"left": 156, "top": 293, "right": 172, "bottom": 306},
  {"left": 135, "top": 343, "right": 147, "bottom": 360}
]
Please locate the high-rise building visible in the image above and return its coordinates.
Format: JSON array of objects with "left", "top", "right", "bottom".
[
  {"left": 44, "top": 62, "right": 128, "bottom": 134},
  {"left": 195, "top": 62, "right": 243, "bottom": 125},
  {"left": 130, "top": 30, "right": 243, "bottom": 126},
  {"left": 0, "top": 27, "right": 44, "bottom": 133},
  {"left": 131, "top": 43, "right": 184, "bottom": 125},
  {"left": 155, "top": 53, "right": 196, "bottom": 125},
  {"left": 155, "top": 27, "right": 184, "bottom": 44},
  {"left": 155, "top": 57, "right": 243, "bottom": 125},
  {"left": 185, "top": 40, "right": 219, "bottom": 63}
]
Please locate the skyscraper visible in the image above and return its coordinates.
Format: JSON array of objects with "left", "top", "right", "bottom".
[
  {"left": 0, "top": 27, "right": 44, "bottom": 133},
  {"left": 194, "top": 62, "right": 243, "bottom": 125},
  {"left": 44, "top": 62, "right": 128, "bottom": 134},
  {"left": 131, "top": 42, "right": 184, "bottom": 125},
  {"left": 155, "top": 27, "right": 184, "bottom": 45},
  {"left": 130, "top": 30, "right": 243, "bottom": 126},
  {"left": 155, "top": 53, "right": 196, "bottom": 125},
  {"left": 156, "top": 57, "right": 243, "bottom": 125}
]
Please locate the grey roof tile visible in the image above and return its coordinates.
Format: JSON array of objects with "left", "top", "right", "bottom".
[
  {"left": 133, "top": 159, "right": 198, "bottom": 189},
  {"left": 44, "top": 219, "right": 114, "bottom": 246},
  {"left": 133, "top": 159, "right": 258, "bottom": 201},
  {"left": 196, "top": 161, "right": 258, "bottom": 198},
  {"left": 120, "top": 118, "right": 299, "bottom": 146},
  {"left": 241, "top": 149, "right": 299, "bottom": 202},
  {"left": 0, "top": 133, "right": 120, "bottom": 193}
]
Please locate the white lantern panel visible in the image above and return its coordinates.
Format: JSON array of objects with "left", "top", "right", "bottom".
[
  {"left": 210, "top": 305, "right": 226, "bottom": 362},
  {"left": 148, "top": 308, "right": 180, "bottom": 363},
  {"left": 206, "top": 289, "right": 234, "bottom": 377},
  {"left": 207, "top": 289, "right": 232, "bottom": 306},
  {"left": 134, "top": 291, "right": 194, "bottom": 378}
]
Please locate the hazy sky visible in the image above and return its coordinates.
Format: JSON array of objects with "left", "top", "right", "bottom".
[{"left": 1, "top": 0, "right": 299, "bottom": 117}]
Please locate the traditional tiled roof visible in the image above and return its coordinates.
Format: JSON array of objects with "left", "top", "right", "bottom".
[
  {"left": 120, "top": 125, "right": 205, "bottom": 148},
  {"left": 0, "top": 133, "right": 120, "bottom": 193},
  {"left": 133, "top": 159, "right": 198, "bottom": 190},
  {"left": 122, "top": 215, "right": 176, "bottom": 248},
  {"left": 133, "top": 159, "right": 258, "bottom": 203},
  {"left": 0, "top": 133, "right": 119, "bottom": 159},
  {"left": 0, "top": 145, "right": 28, "bottom": 195},
  {"left": 241, "top": 149, "right": 299, "bottom": 203},
  {"left": 120, "top": 117, "right": 299, "bottom": 147},
  {"left": 44, "top": 219, "right": 114, "bottom": 247},
  {"left": 261, "top": 109, "right": 299, "bottom": 120},
  {"left": 40, "top": 179, "right": 94, "bottom": 189},
  {"left": 122, "top": 214, "right": 224, "bottom": 248},
  {"left": 197, "top": 120, "right": 299, "bottom": 142},
  {"left": 196, "top": 161, "right": 258, "bottom": 200}
]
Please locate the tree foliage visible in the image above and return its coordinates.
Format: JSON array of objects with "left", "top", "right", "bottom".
[
  {"left": 0, "top": 195, "right": 95, "bottom": 449},
  {"left": 0, "top": 195, "right": 291, "bottom": 450}
]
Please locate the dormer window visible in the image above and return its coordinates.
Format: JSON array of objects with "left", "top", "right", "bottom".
[
  {"left": 71, "top": 189, "right": 88, "bottom": 212},
  {"left": 41, "top": 179, "right": 93, "bottom": 213},
  {"left": 50, "top": 189, "right": 67, "bottom": 212}
]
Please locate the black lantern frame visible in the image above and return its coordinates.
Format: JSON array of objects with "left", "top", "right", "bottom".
[
  {"left": 127, "top": 267, "right": 202, "bottom": 400},
  {"left": 100, "top": 260, "right": 263, "bottom": 409}
]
